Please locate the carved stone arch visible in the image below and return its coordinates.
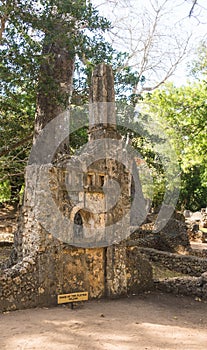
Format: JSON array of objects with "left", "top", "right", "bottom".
[{"left": 70, "top": 205, "right": 95, "bottom": 235}]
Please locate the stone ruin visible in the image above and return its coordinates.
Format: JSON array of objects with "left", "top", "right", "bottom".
[
  {"left": 1, "top": 64, "right": 207, "bottom": 312},
  {"left": 184, "top": 208, "right": 207, "bottom": 243},
  {"left": 0, "top": 63, "right": 152, "bottom": 312}
]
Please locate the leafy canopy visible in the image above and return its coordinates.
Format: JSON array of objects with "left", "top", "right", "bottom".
[{"left": 142, "top": 81, "right": 207, "bottom": 210}]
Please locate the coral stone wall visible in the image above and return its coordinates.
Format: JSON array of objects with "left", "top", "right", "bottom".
[
  {"left": 0, "top": 242, "right": 153, "bottom": 312},
  {"left": 136, "top": 247, "right": 207, "bottom": 277},
  {"left": 0, "top": 162, "right": 153, "bottom": 312},
  {"left": 155, "top": 273, "right": 207, "bottom": 299}
]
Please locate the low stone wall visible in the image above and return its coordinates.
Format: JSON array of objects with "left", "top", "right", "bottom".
[
  {"left": 190, "top": 249, "right": 207, "bottom": 259},
  {"left": 155, "top": 272, "right": 207, "bottom": 299},
  {"left": 129, "top": 245, "right": 207, "bottom": 299},
  {"left": 135, "top": 246, "right": 207, "bottom": 277}
]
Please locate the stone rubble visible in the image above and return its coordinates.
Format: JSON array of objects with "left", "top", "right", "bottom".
[{"left": 184, "top": 208, "right": 207, "bottom": 242}]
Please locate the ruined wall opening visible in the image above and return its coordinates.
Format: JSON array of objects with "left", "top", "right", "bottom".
[
  {"left": 99, "top": 175, "right": 105, "bottom": 187},
  {"left": 73, "top": 211, "right": 83, "bottom": 239},
  {"left": 87, "top": 174, "right": 93, "bottom": 187}
]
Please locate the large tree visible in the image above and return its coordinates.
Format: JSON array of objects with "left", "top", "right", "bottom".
[
  {"left": 0, "top": 0, "right": 113, "bottom": 201},
  {"left": 1, "top": 0, "right": 206, "bottom": 205}
]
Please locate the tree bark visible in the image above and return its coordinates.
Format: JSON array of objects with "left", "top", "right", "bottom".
[{"left": 34, "top": 23, "right": 75, "bottom": 140}]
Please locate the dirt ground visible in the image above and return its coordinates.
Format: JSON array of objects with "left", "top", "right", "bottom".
[
  {"left": 0, "top": 291, "right": 206, "bottom": 350},
  {"left": 1, "top": 206, "right": 207, "bottom": 349}
]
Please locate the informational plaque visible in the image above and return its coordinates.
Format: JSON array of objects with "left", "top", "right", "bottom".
[{"left": 57, "top": 292, "right": 88, "bottom": 304}]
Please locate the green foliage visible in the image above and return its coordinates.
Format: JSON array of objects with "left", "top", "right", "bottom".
[
  {"left": 0, "top": 0, "right": 113, "bottom": 202},
  {"left": 0, "top": 181, "right": 11, "bottom": 202},
  {"left": 181, "top": 165, "right": 206, "bottom": 211},
  {"left": 2, "top": 0, "right": 205, "bottom": 214},
  {"left": 142, "top": 81, "right": 207, "bottom": 210},
  {"left": 190, "top": 41, "right": 207, "bottom": 79},
  {"left": 0, "top": 0, "right": 144, "bottom": 204}
]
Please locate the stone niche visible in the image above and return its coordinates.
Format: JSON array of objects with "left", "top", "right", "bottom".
[{"left": 0, "top": 63, "right": 152, "bottom": 312}]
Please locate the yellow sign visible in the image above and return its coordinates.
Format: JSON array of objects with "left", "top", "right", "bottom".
[{"left": 57, "top": 292, "right": 88, "bottom": 304}]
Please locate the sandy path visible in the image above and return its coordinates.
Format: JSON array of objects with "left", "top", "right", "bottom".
[{"left": 0, "top": 291, "right": 206, "bottom": 350}]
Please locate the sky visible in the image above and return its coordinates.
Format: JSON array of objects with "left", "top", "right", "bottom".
[{"left": 91, "top": 0, "right": 207, "bottom": 87}]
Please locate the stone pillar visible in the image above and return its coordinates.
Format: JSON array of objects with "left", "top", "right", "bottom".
[{"left": 89, "top": 63, "right": 121, "bottom": 140}]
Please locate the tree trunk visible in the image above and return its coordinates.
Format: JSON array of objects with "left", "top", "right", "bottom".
[
  {"left": 34, "top": 23, "right": 75, "bottom": 140},
  {"left": 11, "top": 21, "right": 76, "bottom": 262}
]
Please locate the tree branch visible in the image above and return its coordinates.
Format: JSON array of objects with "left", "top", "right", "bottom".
[
  {"left": 0, "top": 13, "right": 8, "bottom": 41},
  {"left": 189, "top": 0, "right": 198, "bottom": 17},
  {"left": 0, "top": 134, "right": 33, "bottom": 158}
]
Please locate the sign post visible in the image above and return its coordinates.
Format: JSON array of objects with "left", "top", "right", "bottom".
[{"left": 57, "top": 292, "right": 88, "bottom": 309}]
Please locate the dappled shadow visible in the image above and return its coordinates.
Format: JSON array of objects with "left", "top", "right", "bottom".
[{"left": 1, "top": 292, "right": 207, "bottom": 349}]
